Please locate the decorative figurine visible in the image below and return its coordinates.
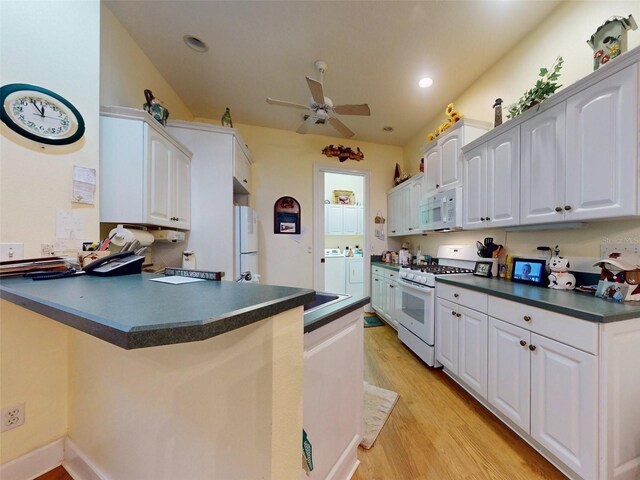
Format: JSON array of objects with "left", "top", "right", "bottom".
[
  {"left": 143, "top": 89, "right": 169, "bottom": 126},
  {"left": 493, "top": 98, "right": 503, "bottom": 127},
  {"left": 588, "top": 15, "right": 637, "bottom": 70},
  {"left": 548, "top": 256, "right": 576, "bottom": 290},
  {"left": 221, "top": 107, "right": 233, "bottom": 128}
]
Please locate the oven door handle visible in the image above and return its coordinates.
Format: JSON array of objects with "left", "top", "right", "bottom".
[{"left": 399, "top": 281, "right": 434, "bottom": 294}]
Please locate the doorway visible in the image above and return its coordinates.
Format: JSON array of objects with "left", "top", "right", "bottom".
[{"left": 313, "top": 165, "right": 370, "bottom": 296}]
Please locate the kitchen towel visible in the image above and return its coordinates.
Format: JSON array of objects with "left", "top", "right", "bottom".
[{"left": 360, "top": 382, "right": 399, "bottom": 449}]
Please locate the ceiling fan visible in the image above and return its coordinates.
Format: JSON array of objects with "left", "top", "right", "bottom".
[{"left": 266, "top": 60, "right": 371, "bottom": 138}]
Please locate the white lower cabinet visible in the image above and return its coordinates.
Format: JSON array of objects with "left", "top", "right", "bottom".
[
  {"left": 436, "top": 287, "right": 488, "bottom": 399},
  {"left": 304, "top": 308, "right": 363, "bottom": 480},
  {"left": 371, "top": 266, "right": 398, "bottom": 329}
]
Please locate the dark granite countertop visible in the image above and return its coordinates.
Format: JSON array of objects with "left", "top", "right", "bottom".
[
  {"left": 371, "top": 261, "right": 400, "bottom": 271},
  {"left": 0, "top": 273, "right": 315, "bottom": 349},
  {"left": 304, "top": 295, "right": 370, "bottom": 333},
  {"left": 437, "top": 276, "right": 640, "bottom": 323}
]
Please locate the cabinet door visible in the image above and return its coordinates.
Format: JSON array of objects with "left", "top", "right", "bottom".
[
  {"left": 486, "top": 126, "right": 520, "bottom": 227},
  {"left": 458, "top": 306, "right": 488, "bottom": 399},
  {"left": 342, "top": 206, "right": 358, "bottom": 235},
  {"left": 387, "top": 191, "right": 399, "bottom": 236},
  {"left": 409, "top": 177, "right": 422, "bottom": 232},
  {"left": 424, "top": 146, "right": 441, "bottom": 194},
  {"left": 530, "top": 334, "right": 597, "bottom": 479},
  {"left": 565, "top": 64, "right": 638, "bottom": 220},
  {"left": 439, "top": 128, "right": 462, "bottom": 190},
  {"left": 520, "top": 102, "right": 566, "bottom": 225},
  {"left": 386, "top": 279, "right": 398, "bottom": 328},
  {"left": 147, "top": 129, "right": 172, "bottom": 226},
  {"left": 172, "top": 148, "right": 191, "bottom": 229},
  {"left": 233, "top": 139, "right": 251, "bottom": 194},
  {"left": 436, "top": 298, "right": 459, "bottom": 374},
  {"left": 356, "top": 205, "right": 364, "bottom": 235},
  {"left": 462, "top": 145, "right": 486, "bottom": 229},
  {"left": 371, "top": 274, "right": 383, "bottom": 312},
  {"left": 488, "top": 317, "right": 530, "bottom": 432},
  {"left": 325, "top": 204, "right": 343, "bottom": 235}
]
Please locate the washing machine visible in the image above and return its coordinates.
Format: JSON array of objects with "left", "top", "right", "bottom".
[
  {"left": 324, "top": 249, "right": 346, "bottom": 294},
  {"left": 345, "top": 257, "right": 364, "bottom": 297}
]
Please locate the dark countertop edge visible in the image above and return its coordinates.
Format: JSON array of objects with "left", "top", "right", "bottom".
[
  {"left": 0, "top": 285, "right": 315, "bottom": 349},
  {"left": 371, "top": 262, "right": 399, "bottom": 271},
  {"left": 436, "top": 277, "right": 639, "bottom": 323},
  {"left": 304, "top": 296, "right": 370, "bottom": 333}
]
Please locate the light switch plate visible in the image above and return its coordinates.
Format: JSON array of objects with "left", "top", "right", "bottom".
[{"left": 0, "top": 243, "right": 24, "bottom": 261}]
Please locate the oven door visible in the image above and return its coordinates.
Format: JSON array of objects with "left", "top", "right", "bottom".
[{"left": 396, "top": 280, "right": 435, "bottom": 345}]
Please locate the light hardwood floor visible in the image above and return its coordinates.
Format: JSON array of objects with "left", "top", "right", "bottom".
[{"left": 353, "top": 323, "right": 566, "bottom": 480}]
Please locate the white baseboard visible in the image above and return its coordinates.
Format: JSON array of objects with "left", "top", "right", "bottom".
[
  {"left": 62, "top": 437, "right": 107, "bottom": 480},
  {"left": 0, "top": 437, "right": 64, "bottom": 480},
  {"left": 0, "top": 437, "right": 107, "bottom": 480}
]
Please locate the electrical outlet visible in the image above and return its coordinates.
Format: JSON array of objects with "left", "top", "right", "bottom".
[
  {"left": 600, "top": 243, "right": 640, "bottom": 259},
  {"left": 1, "top": 403, "right": 25, "bottom": 432},
  {"left": 0, "top": 243, "right": 24, "bottom": 261}
]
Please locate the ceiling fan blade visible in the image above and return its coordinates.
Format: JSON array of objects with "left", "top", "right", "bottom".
[
  {"left": 266, "top": 98, "right": 310, "bottom": 110},
  {"left": 333, "top": 104, "right": 371, "bottom": 116},
  {"left": 329, "top": 117, "right": 355, "bottom": 138},
  {"left": 306, "top": 77, "right": 325, "bottom": 104},
  {"left": 296, "top": 115, "right": 316, "bottom": 134}
]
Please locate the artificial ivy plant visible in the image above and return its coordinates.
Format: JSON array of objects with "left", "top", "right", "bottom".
[{"left": 507, "top": 56, "right": 564, "bottom": 119}]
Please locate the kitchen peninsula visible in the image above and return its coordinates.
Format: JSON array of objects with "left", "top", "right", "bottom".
[{"left": 0, "top": 274, "right": 315, "bottom": 479}]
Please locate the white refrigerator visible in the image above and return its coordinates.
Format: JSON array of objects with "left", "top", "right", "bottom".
[{"left": 234, "top": 206, "right": 259, "bottom": 282}]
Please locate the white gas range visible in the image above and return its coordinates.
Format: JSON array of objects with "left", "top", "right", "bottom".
[{"left": 396, "top": 245, "right": 497, "bottom": 367}]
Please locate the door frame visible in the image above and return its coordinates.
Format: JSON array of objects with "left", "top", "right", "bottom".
[{"left": 312, "top": 164, "right": 370, "bottom": 295}]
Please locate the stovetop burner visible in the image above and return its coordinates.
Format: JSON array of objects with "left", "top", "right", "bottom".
[{"left": 410, "top": 265, "right": 474, "bottom": 275}]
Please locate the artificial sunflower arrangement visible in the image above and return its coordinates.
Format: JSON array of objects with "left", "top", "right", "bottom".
[{"left": 507, "top": 56, "right": 564, "bottom": 119}]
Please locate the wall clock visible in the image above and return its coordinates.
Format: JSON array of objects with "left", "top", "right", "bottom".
[{"left": 1, "top": 83, "right": 85, "bottom": 145}]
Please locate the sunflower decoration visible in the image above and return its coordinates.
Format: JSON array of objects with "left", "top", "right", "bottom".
[{"left": 427, "top": 103, "right": 464, "bottom": 142}]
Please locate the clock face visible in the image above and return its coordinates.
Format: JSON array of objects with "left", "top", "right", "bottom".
[{"left": 1, "top": 84, "right": 85, "bottom": 145}]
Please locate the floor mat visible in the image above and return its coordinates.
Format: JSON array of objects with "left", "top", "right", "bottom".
[
  {"left": 360, "top": 382, "right": 399, "bottom": 449},
  {"left": 364, "top": 313, "right": 385, "bottom": 328}
]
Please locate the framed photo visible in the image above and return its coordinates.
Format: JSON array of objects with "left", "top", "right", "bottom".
[
  {"left": 595, "top": 280, "right": 628, "bottom": 303},
  {"left": 332, "top": 190, "right": 355, "bottom": 205},
  {"left": 473, "top": 261, "right": 493, "bottom": 278},
  {"left": 511, "top": 258, "right": 547, "bottom": 286},
  {"left": 274, "top": 196, "right": 301, "bottom": 234}
]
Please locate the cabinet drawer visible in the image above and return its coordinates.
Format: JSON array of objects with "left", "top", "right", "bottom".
[
  {"left": 488, "top": 297, "right": 598, "bottom": 354},
  {"left": 372, "top": 266, "right": 384, "bottom": 276},
  {"left": 384, "top": 269, "right": 399, "bottom": 282},
  {"left": 437, "top": 284, "right": 487, "bottom": 313}
]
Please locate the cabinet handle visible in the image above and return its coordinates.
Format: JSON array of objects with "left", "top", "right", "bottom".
[
  {"left": 480, "top": 217, "right": 486, "bottom": 221},
  {"left": 486, "top": 217, "right": 491, "bottom": 221},
  {"left": 523, "top": 315, "right": 531, "bottom": 322},
  {"left": 392, "top": 230, "right": 396, "bottom": 233},
  {"left": 408, "top": 228, "right": 413, "bottom": 231},
  {"left": 555, "top": 207, "right": 563, "bottom": 212},
  {"left": 529, "top": 344, "right": 537, "bottom": 351},
  {"left": 436, "top": 184, "right": 440, "bottom": 188},
  {"left": 454, "top": 293, "right": 459, "bottom": 298},
  {"left": 519, "top": 340, "right": 527, "bottom": 347},
  {"left": 456, "top": 313, "right": 461, "bottom": 318},
  {"left": 564, "top": 205, "right": 572, "bottom": 211},
  {"left": 389, "top": 285, "right": 395, "bottom": 288},
  {"left": 374, "top": 278, "right": 379, "bottom": 282},
  {"left": 243, "top": 179, "right": 248, "bottom": 183}
]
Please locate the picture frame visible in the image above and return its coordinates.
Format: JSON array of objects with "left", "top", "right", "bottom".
[
  {"left": 473, "top": 261, "right": 493, "bottom": 278},
  {"left": 274, "top": 196, "right": 301, "bottom": 234},
  {"left": 511, "top": 258, "right": 547, "bottom": 286},
  {"left": 595, "top": 280, "right": 628, "bottom": 303},
  {"left": 332, "top": 190, "right": 355, "bottom": 205}
]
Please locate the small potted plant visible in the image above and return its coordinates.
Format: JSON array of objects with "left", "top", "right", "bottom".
[{"left": 507, "top": 56, "right": 564, "bottom": 119}]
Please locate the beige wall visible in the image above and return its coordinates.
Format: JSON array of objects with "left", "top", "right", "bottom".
[
  {"left": 231, "top": 123, "right": 402, "bottom": 287},
  {"left": 402, "top": 1, "right": 640, "bottom": 260},
  {"left": 100, "top": 3, "right": 194, "bottom": 121},
  {"left": 0, "top": 0, "right": 100, "bottom": 463}
]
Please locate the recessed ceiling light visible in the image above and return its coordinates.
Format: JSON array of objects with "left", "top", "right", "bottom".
[
  {"left": 383, "top": 126, "right": 394, "bottom": 132},
  {"left": 183, "top": 35, "right": 209, "bottom": 53},
  {"left": 418, "top": 77, "right": 433, "bottom": 88}
]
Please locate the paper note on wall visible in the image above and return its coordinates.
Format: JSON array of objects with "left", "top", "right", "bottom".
[
  {"left": 56, "top": 210, "right": 85, "bottom": 240},
  {"left": 72, "top": 165, "right": 96, "bottom": 204}
]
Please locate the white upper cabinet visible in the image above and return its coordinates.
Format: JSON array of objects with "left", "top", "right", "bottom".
[
  {"left": 565, "top": 64, "right": 637, "bottom": 220},
  {"left": 423, "top": 119, "right": 491, "bottom": 196},
  {"left": 463, "top": 126, "right": 520, "bottom": 229},
  {"left": 521, "top": 65, "right": 638, "bottom": 224},
  {"left": 233, "top": 138, "right": 252, "bottom": 194},
  {"left": 520, "top": 102, "right": 566, "bottom": 224},
  {"left": 387, "top": 174, "right": 422, "bottom": 237},
  {"left": 100, "top": 108, "right": 192, "bottom": 230}
]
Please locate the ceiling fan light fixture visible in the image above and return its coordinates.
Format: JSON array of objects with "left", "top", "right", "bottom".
[
  {"left": 183, "top": 35, "right": 209, "bottom": 53},
  {"left": 419, "top": 77, "right": 434, "bottom": 88}
]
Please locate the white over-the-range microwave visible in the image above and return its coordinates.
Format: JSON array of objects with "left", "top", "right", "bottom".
[{"left": 418, "top": 187, "right": 463, "bottom": 231}]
